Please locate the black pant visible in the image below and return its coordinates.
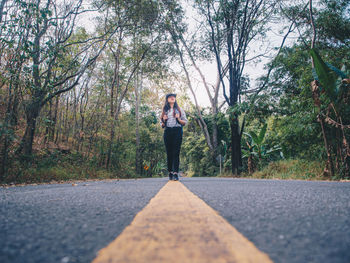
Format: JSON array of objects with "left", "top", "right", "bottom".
[{"left": 163, "top": 126, "right": 183, "bottom": 173}]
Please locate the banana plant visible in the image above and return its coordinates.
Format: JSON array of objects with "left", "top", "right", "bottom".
[
  {"left": 309, "top": 48, "right": 350, "bottom": 177},
  {"left": 243, "top": 123, "right": 282, "bottom": 173},
  {"left": 245, "top": 123, "right": 267, "bottom": 160},
  {"left": 309, "top": 48, "right": 348, "bottom": 106}
]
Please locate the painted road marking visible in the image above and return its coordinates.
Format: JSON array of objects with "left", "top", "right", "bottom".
[{"left": 92, "top": 181, "right": 273, "bottom": 263}]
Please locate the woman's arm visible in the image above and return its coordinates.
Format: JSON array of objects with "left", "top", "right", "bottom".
[
  {"left": 159, "top": 118, "right": 164, "bottom": 127},
  {"left": 177, "top": 108, "right": 188, "bottom": 126},
  {"left": 160, "top": 113, "right": 167, "bottom": 128}
]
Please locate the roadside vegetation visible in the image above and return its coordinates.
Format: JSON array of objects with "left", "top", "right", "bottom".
[{"left": 1, "top": 0, "right": 349, "bottom": 184}]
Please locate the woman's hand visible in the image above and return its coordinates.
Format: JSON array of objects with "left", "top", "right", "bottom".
[{"left": 175, "top": 113, "right": 184, "bottom": 125}]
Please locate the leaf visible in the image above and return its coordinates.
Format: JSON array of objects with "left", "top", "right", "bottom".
[
  {"left": 258, "top": 123, "right": 267, "bottom": 144},
  {"left": 312, "top": 68, "right": 319, "bottom": 81},
  {"left": 242, "top": 149, "right": 250, "bottom": 158},
  {"left": 309, "top": 48, "right": 337, "bottom": 101},
  {"left": 265, "top": 146, "right": 282, "bottom": 154},
  {"left": 325, "top": 62, "right": 348, "bottom": 79},
  {"left": 242, "top": 132, "right": 251, "bottom": 138},
  {"left": 250, "top": 131, "right": 259, "bottom": 145},
  {"left": 280, "top": 151, "right": 284, "bottom": 159}
]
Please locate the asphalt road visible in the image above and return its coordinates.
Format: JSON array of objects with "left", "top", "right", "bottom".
[
  {"left": 1, "top": 177, "right": 349, "bottom": 263},
  {"left": 0, "top": 179, "right": 166, "bottom": 263},
  {"left": 182, "top": 178, "right": 350, "bottom": 263}
]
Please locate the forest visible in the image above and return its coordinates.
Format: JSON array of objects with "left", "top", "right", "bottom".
[{"left": 0, "top": 0, "right": 349, "bottom": 183}]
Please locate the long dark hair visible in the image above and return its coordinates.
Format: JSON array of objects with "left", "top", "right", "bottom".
[{"left": 161, "top": 97, "right": 182, "bottom": 120}]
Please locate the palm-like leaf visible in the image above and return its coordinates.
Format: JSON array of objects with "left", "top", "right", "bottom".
[
  {"left": 326, "top": 62, "right": 347, "bottom": 79},
  {"left": 265, "top": 146, "right": 282, "bottom": 154},
  {"left": 250, "top": 131, "right": 259, "bottom": 145},
  {"left": 242, "top": 149, "right": 250, "bottom": 158},
  {"left": 258, "top": 123, "right": 267, "bottom": 145},
  {"left": 243, "top": 132, "right": 252, "bottom": 139},
  {"left": 309, "top": 48, "right": 337, "bottom": 101}
]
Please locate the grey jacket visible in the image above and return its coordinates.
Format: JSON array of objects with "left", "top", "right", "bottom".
[{"left": 160, "top": 107, "right": 188, "bottom": 128}]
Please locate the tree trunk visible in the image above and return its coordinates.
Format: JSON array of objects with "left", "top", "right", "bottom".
[
  {"left": 1, "top": 78, "right": 18, "bottom": 179},
  {"left": 17, "top": 103, "right": 41, "bottom": 156},
  {"left": 73, "top": 88, "right": 78, "bottom": 150},
  {"left": 212, "top": 107, "right": 219, "bottom": 159},
  {"left": 135, "top": 69, "right": 142, "bottom": 175},
  {"left": 318, "top": 115, "right": 334, "bottom": 177},
  {"left": 230, "top": 115, "right": 242, "bottom": 176},
  {"left": 10, "top": 87, "right": 19, "bottom": 126},
  {"left": 106, "top": 122, "right": 116, "bottom": 169},
  {"left": 55, "top": 100, "right": 62, "bottom": 144},
  {"left": 50, "top": 95, "right": 59, "bottom": 142},
  {"left": 44, "top": 100, "right": 52, "bottom": 145},
  {"left": 63, "top": 96, "right": 69, "bottom": 142},
  {"left": 248, "top": 154, "right": 255, "bottom": 174},
  {"left": 0, "top": 133, "right": 9, "bottom": 180},
  {"left": 105, "top": 32, "right": 123, "bottom": 169}
]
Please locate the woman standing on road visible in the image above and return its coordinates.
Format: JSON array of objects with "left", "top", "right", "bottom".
[{"left": 160, "top": 93, "right": 188, "bottom": 181}]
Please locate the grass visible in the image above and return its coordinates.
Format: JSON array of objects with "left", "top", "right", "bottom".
[
  {"left": 2, "top": 155, "right": 344, "bottom": 186},
  {"left": 2, "top": 163, "right": 164, "bottom": 186},
  {"left": 1, "top": 150, "right": 163, "bottom": 186},
  {"left": 219, "top": 158, "right": 332, "bottom": 181},
  {"left": 251, "top": 159, "right": 326, "bottom": 180}
]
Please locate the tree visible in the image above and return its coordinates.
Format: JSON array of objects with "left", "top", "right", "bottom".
[
  {"left": 100, "top": 0, "right": 175, "bottom": 170},
  {"left": 165, "top": 5, "right": 227, "bottom": 163},
  {"left": 243, "top": 123, "right": 282, "bottom": 173},
  {"left": 193, "top": 0, "right": 280, "bottom": 175},
  {"left": 0, "top": 0, "right": 119, "bottom": 158}
]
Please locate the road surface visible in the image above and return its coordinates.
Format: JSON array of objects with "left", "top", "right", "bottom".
[{"left": 1, "top": 177, "right": 349, "bottom": 263}]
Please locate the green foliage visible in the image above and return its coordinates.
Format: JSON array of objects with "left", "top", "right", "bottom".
[
  {"left": 2, "top": 0, "right": 350, "bottom": 183},
  {"left": 247, "top": 159, "right": 326, "bottom": 180},
  {"left": 310, "top": 48, "right": 338, "bottom": 101},
  {"left": 4, "top": 151, "right": 116, "bottom": 184},
  {"left": 182, "top": 133, "right": 218, "bottom": 176},
  {"left": 309, "top": 48, "right": 350, "bottom": 177},
  {"left": 243, "top": 122, "right": 282, "bottom": 170},
  {"left": 227, "top": 102, "right": 249, "bottom": 116},
  {"left": 310, "top": 48, "right": 349, "bottom": 106}
]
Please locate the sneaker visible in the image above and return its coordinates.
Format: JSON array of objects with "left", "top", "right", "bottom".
[
  {"left": 173, "top": 173, "right": 179, "bottom": 181},
  {"left": 169, "top": 172, "right": 174, "bottom": 180}
]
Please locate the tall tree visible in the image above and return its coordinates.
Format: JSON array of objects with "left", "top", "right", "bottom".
[
  {"left": 166, "top": 12, "right": 224, "bottom": 163},
  {"left": 193, "top": 0, "right": 279, "bottom": 175},
  {"left": 101, "top": 0, "right": 177, "bottom": 170}
]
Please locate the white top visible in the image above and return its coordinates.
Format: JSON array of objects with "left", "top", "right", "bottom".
[{"left": 160, "top": 107, "right": 188, "bottom": 127}]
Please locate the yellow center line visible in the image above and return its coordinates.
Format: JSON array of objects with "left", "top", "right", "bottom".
[{"left": 92, "top": 181, "right": 273, "bottom": 263}]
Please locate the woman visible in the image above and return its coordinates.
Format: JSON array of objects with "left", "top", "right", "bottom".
[{"left": 160, "top": 93, "right": 188, "bottom": 181}]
